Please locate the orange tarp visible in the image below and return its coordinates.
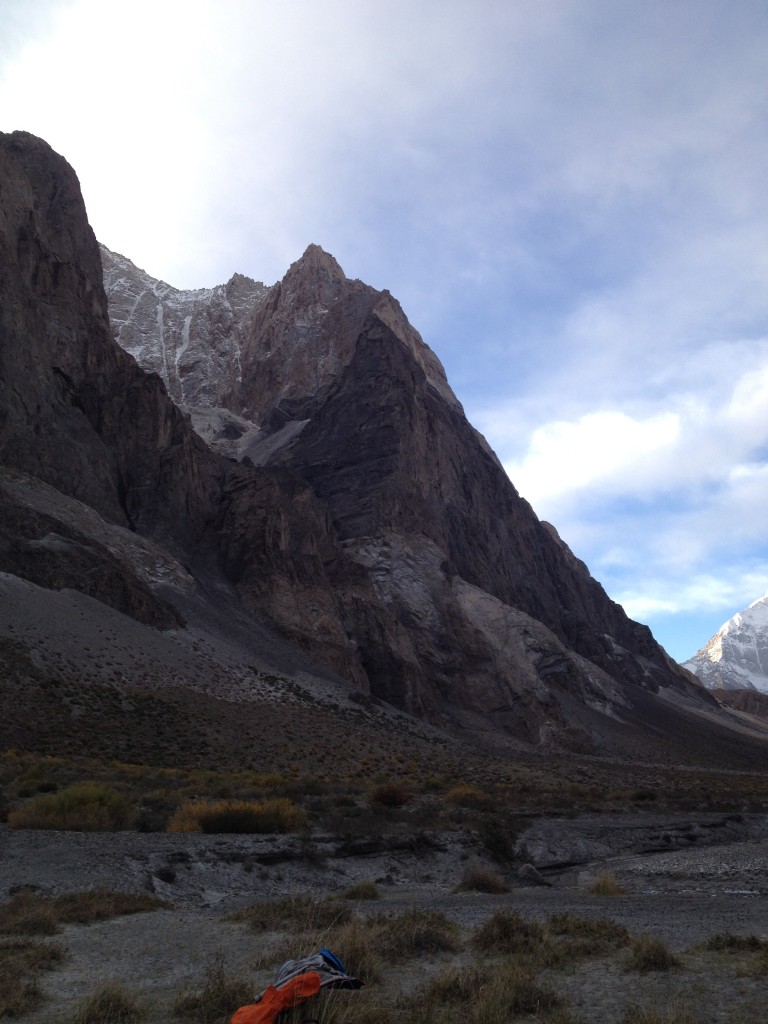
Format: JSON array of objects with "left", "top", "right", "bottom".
[{"left": 231, "top": 972, "right": 322, "bottom": 1024}]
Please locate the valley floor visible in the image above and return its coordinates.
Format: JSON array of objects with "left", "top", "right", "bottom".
[{"left": 3, "top": 815, "right": 768, "bottom": 1024}]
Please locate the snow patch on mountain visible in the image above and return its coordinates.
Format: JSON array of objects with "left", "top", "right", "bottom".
[
  {"left": 682, "top": 593, "right": 768, "bottom": 692},
  {"left": 100, "top": 244, "right": 269, "bottom": 411}
]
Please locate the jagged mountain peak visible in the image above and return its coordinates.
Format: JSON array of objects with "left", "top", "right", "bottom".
[
  {"left": 295, "top": 242, "right": 347, "bottom": 277},
  {"left": 683, "top": 592, "right": 768, "bottom": 692}
]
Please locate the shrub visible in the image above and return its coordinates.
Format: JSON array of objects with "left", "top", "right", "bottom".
[
  {"left": 477, "top": 818, "right": 518, "bottom": 864},
  {"left": 367, "top": 783, "right": 411, "bottom": 809},
  {"left": 589, "top": 872, "right": 626, "bottom": 896},
  {"left": 625, "top": 935, "right": 679, "bottom": 972},
  {"left": 7, "top": 782, "right": 133, "bottom": 831},
  {"left": 67, "top": 982, "right": 145, "bottom": 1024},
  {"left": 167, "top": 798, "right": 307, "bottom": 833},
  {"left": 454, "top": 866, "right": 511, "bottom": 894},
  {"left": 630, "top": 789, "right": 658, "bottom": 803},
  {"left": 445, "top": 784, "right": 492, "bottom": 808}
]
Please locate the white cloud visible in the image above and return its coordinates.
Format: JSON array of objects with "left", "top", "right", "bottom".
[
  {"left": 495, "top": 357, "right": 768, "bottom": 516},
  {"left": 503, "top": 409, "right": 680, "bottom": 506},
  {"left": 618, "top": 566, "right": 768, "bottom": 622}
]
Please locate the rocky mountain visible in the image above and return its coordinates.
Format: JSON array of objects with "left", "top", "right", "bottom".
[
  {"left": 3, "top": 130, "right": 767, "bottom": 766},
  {"left": 683, "top": 594, "right": 768, "bottom": 692}
]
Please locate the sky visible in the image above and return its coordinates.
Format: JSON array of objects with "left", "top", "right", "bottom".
[{"left": 2, "top": 0, "right": 767, "bottom": 661}]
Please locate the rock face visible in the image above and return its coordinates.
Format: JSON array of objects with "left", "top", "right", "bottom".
[
  {"left": 0, "top": 131, "right": 728, "bottom": 755},
  {"left": 101, "top": 245, "right": 268, "bottom": 412},
  {"left": 683, "top": 594, "right": 768, "bottom": 692}
]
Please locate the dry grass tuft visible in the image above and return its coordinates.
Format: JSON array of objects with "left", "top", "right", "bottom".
[
  {"left": 0, "top": 937, "right": 65, "bottom": 1018},
  {"left": 412, "top": 960, "right": 560, "bottom": 1023},
  {"left": 336, "top": 880, "right": 380, "bottom": 901},
  {"left": 705, "top": 932, "right": 765, "bottom": 952},
  {"left": 307, "top": 907, "right": 461, "bottom": 982},
  {"left": 0, "top": 891, "right": 59, "bottom": 935},
  {"left": 625, "top": 935, "right": 680, "bottom": 972},
  {"left": 227, "top": 894, "right": 354, "bottom": 934},
  {"left": 620, "top": 1004, "right": 700, "bottom": 1024},
  {"left": 167, "top": 797, "right": 307, "bottom": 833},
  {"left": 589, "top": 871, "right": 626, "bottom": 896},
  {"left": 67, "top": 982, "right": 145, "bottom": 1024},
  {"left": 369, "top": 908, "right": 461, "bottom": 960},
  {"left": 549, "top": 912, "right": 629, "bottom": 940},
  {"left": 735, "top": 946, "right": 768, "bottom": 978},
  {"left": 324, "top": 916, "right": 384, "bottom": 985},
  {"left": 173, "top": 958, "right": 255, "bottom": 1024},
  {"left": 0, "top": 890, "right": 168, "bottom": 935},
  {"left": 472, "top": 909, "right": 545, "bottom": 955}
]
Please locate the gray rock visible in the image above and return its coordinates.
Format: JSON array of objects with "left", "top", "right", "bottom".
[{"left": 515, "top": 863, "right": 553, "bottom": 886}]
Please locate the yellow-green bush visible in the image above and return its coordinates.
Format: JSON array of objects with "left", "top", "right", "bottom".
[
  {"left": 445, "top": 784, "right": 492, "bottom": 808},
  {"left": 167, "top": 797, "right": 307, "bottom": 834},
  {"left": 7, "top": 782, "right": 133, "bottom": 831}
]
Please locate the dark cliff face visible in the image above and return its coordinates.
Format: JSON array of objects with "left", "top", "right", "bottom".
[
  {"left": 0, "top": 132, "right": 221, "bottom": 551},
  {"left": 272, "top": 301, "right": 687, "bottom": 699},
  {"left": 0, "top": 130, "right": 716, "bottom": 753},
  {"left": 0, "top": 132, "right": 394, "bottom": 687}
]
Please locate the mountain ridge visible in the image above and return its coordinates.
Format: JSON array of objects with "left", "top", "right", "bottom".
[
  {"left": 3, "top": 130, "right": 767, "bottom": 767},
  {"left": 683, "top": 593, "right": 768, "bottom": 692}
]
